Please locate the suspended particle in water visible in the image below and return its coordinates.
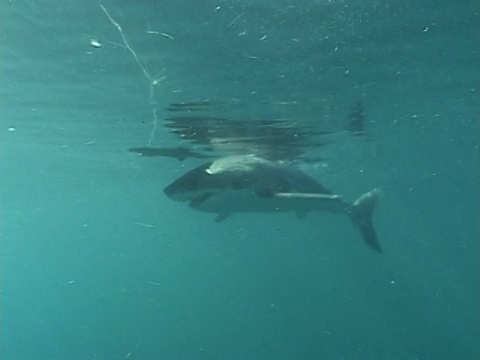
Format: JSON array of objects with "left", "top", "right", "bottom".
[{"left": 90, "top": 39, "right": 103, "bottom": 48}]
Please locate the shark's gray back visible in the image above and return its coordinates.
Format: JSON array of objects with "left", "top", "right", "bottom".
[{"left": 206, "top": 155, "right": 332, "bottom": 195}]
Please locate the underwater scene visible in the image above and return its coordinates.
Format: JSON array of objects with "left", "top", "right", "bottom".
[{"left": 1, "top": 0, "right": 479, "bottom": 359}]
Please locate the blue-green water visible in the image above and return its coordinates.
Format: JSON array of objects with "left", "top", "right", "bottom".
[{"left": 1, "top": 0, "right": 479, "bottom": 359}]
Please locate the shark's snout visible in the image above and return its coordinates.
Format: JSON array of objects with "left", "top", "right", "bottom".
[
  {"left": 164, "top": 170, "right": 214, "bottom": 202},
  {"left": 163, "top": 182, "right": 188, "bottom": 202}
]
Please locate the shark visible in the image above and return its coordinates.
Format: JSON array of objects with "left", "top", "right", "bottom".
[{"left": 164, "top": 155, "right": 382, "bottom": 252}]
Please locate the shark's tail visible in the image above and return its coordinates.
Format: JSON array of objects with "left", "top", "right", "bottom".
[{"left": 351, "top": 188, "right": 382, "bottom": 253}]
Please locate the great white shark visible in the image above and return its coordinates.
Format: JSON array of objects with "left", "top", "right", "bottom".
[{"left": 164, "top": 155, "right": 382, "bottom": 252}]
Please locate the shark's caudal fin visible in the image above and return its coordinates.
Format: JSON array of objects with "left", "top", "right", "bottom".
[{"left": 352, "top": 188, "right": 382, "bottom": 253}]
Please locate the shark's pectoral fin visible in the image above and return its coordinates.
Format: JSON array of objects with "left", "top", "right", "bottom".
[
  {"left": 189, "top": 193, "right": 213, "bottom": 208},
  {"left": 274, "top": 192, "right": 341, "bottom": 200},
  {"left": 215, "top": 212, "right": 231, "bottom": 222}
]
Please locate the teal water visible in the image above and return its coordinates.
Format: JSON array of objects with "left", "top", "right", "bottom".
[{"left": 1, "top": 0, "right": 479, "bottom": 359}]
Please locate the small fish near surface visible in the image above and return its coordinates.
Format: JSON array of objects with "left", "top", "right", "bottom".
[{"left": 164, "top": 155, "right": 383, "bottom": 252}]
